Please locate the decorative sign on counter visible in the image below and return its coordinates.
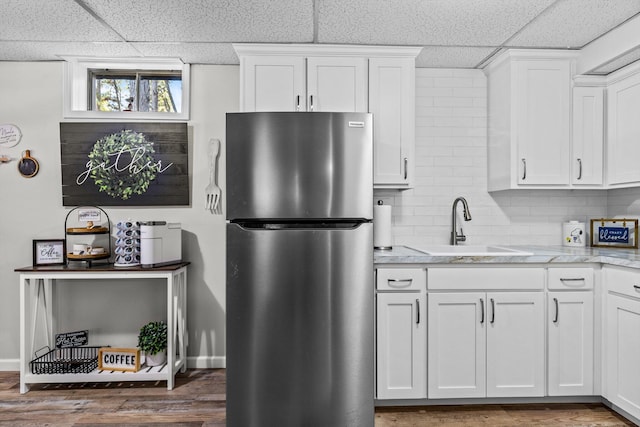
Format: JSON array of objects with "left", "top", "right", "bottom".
[
  {"left": 0, "top": 124, "right": 22, "bottom": 148},
  {"left": 32, "top": 239, "right": 66, "bottom": 266},
  {"left": 60, "top": 122, "right": 189, "bottom": 206},
  {"left": 98, "top": 347, "right": 140, "bottom": 372},
  {"left": 55, "top": 330, "right": 88, "bottom": 348},
  {"left": 590, "top": 218, "right": 639, "bottom": 249}
]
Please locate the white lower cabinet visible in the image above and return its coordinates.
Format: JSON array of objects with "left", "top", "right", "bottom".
[
  {"left": 547, "top": 291, "right": 594, "bottom": 395},
  {"left": 605, "top": 266, "right": 640, "bottom": 420},
  {"left": 376, "top": 268, "right": 427, "bottom": 400},
  {"left": 428, "top": 291, "right": 545, "bottom": 398},
  {"left": 427, "top": 292, "right": 485, "bottom": 398}
]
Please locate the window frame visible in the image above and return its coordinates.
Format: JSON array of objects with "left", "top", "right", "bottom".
[{"left": 63, "top": 56, "right": 190, "bottom": 120}]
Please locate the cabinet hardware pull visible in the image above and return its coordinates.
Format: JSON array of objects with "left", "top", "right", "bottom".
[
  {"left": 296, "top": 95, "right": 300, "bottom": 111},
  {"left": 387, "top": 278, "right": 413, "bottom": 288},
  {"left": 309, "top": 95, "right": 314, "bottom": 111},
  {"left": 560, "top": 278, "right": 585, "bottom": 282},
  {"left": 404, "top": 158, "right": 408, "bottom": 180},
  {"left": 490, "top": 298, "right": 495, "bottom": 324},
  {"left": 521, "top": 158, "right": 527, "bottom": 180},
  {"left": 416, "top": 299, "right": 420, "bottom": 324},
  {"left": 553, "top": 297, "right": 559, "bottom": 323},
  {"left": 480, "top": 298, "right": 485, "bottom": 324},
  {"left": 577, "top": 158, "right": 583, "bottom": 180},
  {"left": 634, "top": 285, "right": 640, "bottom": 291}
]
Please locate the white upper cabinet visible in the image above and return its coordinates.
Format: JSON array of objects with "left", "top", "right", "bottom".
[
  {"left": 306, "top": 57, "right": 368, "bottom": 112},
  {"left": 240, "top": 55, "right": 306, "bottom": 112},
  {"left": 572, "top": 81, "right": 604, "bottom": 186},
  {"left": 485, "top": 50, "right": 579, "bottom": 191},
  {"left": 237, "top": 44, "right": 369, "bottom": 113},
  {"left": 606, "top": 63, "right": 640, "bottom": 187},
  {"left": 235, "top": 44, "right": 421, "bottom": 189},
  {"left": 370, "top": 57, "right": 415, "bottom": 189},
  {"left": 240, "top": 55, "right": 367, "bottom": 112}
]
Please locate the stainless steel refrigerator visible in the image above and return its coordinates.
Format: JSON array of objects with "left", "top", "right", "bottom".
[{"left": 226, "top": 112, "right": 374, "bottom": 427}]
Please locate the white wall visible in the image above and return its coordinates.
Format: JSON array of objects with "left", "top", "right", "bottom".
[
  {"left": 0, "top": 62, "right": 237, "bottom": 369},
  {"left": 375, "top": 68, "right": 609, "bottom": 248},
  {"left": 2, "top": 63, "right": 640, "bottom": 371}
]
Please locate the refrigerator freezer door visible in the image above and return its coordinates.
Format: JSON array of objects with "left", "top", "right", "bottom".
[
  {"left": 226, "top": 222, "right": 374, "bottom": 427},
  {"left": 226, "top": 112, "right": 373, "bottom": 221}
]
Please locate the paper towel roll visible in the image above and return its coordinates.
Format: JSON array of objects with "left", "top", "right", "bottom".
[{"left": 374, "top": 203, "right": 392, "bottom": 249}]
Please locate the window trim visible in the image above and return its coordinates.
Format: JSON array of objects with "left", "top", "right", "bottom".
[{"left": 62, "top": 56, "right": 190, "bottom": 120}]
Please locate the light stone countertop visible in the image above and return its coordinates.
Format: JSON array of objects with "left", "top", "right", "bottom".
[{"left": 374, "top": 245, "right": 640, "bottom": 269}]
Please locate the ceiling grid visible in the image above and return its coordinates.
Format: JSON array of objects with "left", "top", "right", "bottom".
[{"left": 0, "top": 0, "right": 638, "bottom": 70}]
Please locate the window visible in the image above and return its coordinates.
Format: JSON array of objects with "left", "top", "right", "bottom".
[
  {"left": 63, "top": 57, "right": 190, "bottom": 120},
  {"left": 91, "top": 71, "right": 182, "bottom": 113}
]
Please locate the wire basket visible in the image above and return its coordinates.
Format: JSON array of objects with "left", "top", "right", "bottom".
[{"left": 30, "top": 346, "right": 102, "bottom": 375}]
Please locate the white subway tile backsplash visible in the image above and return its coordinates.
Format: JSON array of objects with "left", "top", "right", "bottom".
[{"left": 374, "top": 68, "right": 611, "bottom": 247}]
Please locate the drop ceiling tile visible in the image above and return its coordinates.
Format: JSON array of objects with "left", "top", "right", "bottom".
[
  {"left": 317, "top": 0, "right": 555, "bottom": 46},
  {"left": 506, "top": 0, "right": 640, "bottom": 48},
  {"left": 132, "top": 42, "right": 239, "bottom": 64},
  {"left": 0, "top": 0, "right": 121, "bottom": 41},
  {"left": 83, "top": 0, "right": 314, "bottom": 42},
  {"left": 0, "top": 41, "right": 139, "bottom": 61},
  {"left": 589, "top": 48, "right": 640, "bottom": 74},
  {"left": 416, "top": 46, "right": 498, "bottom": 68}
]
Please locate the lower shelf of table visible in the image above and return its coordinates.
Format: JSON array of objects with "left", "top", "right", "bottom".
[{"left": 24, "top": 362, "right": 181, "bottom": 385}]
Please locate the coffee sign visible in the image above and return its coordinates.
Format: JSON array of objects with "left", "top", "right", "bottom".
[{"left": 98, "top": 348, "right": 140, "bottom": 372}]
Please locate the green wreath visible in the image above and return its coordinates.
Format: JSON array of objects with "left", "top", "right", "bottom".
[{"left": 88, "top": 130, "right": 157, "bottom": 200}]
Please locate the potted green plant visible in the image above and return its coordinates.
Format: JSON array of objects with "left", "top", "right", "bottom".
[{"left": 137, "top": 320, "right": 168, "bottom": 366}]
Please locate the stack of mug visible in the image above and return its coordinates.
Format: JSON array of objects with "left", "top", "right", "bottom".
[{"left": 114, "top": 220, "right": 141, "bottom": 266}]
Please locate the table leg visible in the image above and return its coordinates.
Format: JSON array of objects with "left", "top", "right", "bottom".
[
  {"left": 19, "top": 276, "right": 29, "bottom": 394},
  {"left": 166, "top": 272, "right": 174, "bottom": 391}
]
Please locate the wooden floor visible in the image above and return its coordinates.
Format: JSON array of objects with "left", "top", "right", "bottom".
[{"left": 0, "top": 369, "right": 635, "bottom": 426}]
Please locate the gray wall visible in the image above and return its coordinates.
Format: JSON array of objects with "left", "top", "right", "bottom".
[
  {"left": 3, "top": 62, "right": 640, "bottom": 370},
  {"left": 0, "top": 62, "right": 236, "bottom": 369}
]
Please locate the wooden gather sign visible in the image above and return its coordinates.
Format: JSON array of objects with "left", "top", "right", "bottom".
[{"left": 98, "top": 348, "right": 140, "bottom": 372}]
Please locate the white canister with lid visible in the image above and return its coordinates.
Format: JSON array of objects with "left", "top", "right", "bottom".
[{"left": 562, "top": 221, "right": 586, "bottom": 247}]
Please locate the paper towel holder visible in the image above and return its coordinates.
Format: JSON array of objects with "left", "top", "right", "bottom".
[{"left": 374, "top": 200, "right": 393, "bottom": 250}]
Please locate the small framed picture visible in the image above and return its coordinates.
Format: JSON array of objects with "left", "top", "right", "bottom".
[
  {"left": 33, "top": 239, "right": 66, "bottom": 266},
  {"left": 590, "top": 218, "right": 639, "bottom": 249}
]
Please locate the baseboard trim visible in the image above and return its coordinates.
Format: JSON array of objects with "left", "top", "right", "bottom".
[
  {"left": 0, "top": 359, "right": 19, "bottom": 371},
  {"left": 187, "top": 356, "right": 226, "bottom": 369}
]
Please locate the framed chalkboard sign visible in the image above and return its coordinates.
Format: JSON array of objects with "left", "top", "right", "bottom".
[
  {"left": 590, "top": 218, "right": 639, "bottom": 249},
  {"left": 60, "top": 122, "right": 189, "bottom": 206}
]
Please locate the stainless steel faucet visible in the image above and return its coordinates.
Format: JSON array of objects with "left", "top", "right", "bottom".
[{"left": 451, "top": 197, "right": 472, "bottom": 245}]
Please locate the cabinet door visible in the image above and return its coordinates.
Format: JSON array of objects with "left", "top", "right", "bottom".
[
  {"left": 428, "top": 292, "right": 486, "bottom": 398},
  {"left": 515, "top": 60, "right": 571, "bottom": 185},
  {"left": 606, "top": 293, "right": 640, "bottom": 419},
  {"left": 607, "top": 72, "right": 640, "bottom": 185},
  {"left": 240, "top": 56, "right": 306, "bottom": 112},
  {"left": 548, "top": 292, "right": 594, "bottom": 396},
  {"left": 376, "top": 292, "right": 427, "bottom": 399},
  {"left": 369, "top": 57, "right": 415, "bottom": 188},
  {"left": 486, "top": 292, "right": 545, "bottom": 397},
  {"left": 306, "top": 57, "right": 368, "bottom": 112},
  {"left": 572, "top": 86, "right": 603, "bottom": 186}
]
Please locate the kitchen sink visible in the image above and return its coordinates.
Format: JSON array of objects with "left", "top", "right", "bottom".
[{"left": 411, "top": 245, "right": 533, "bottom": 256}]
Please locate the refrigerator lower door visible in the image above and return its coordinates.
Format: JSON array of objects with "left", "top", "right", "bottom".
[{"left": 226, "top": 222, "right": 374, "bottom": 427}]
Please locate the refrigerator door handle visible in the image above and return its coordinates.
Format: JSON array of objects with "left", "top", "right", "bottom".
[{"left": 233, "top": 221, "right": 369, "bottom": 230}]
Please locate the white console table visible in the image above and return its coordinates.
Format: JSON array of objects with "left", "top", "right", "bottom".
[{"left": 16, "top": 263, "right": 189, "bottom": 394}]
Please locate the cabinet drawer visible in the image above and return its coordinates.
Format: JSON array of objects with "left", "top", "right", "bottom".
[
  {"left": 605, "top": 266, "right": 640, "bottom": 299},
  {"left": 548, "top": 268, "right": 593, "bottom": 290},
  {"left": 376, "top": 268, "right": 425, "bottom": 291},
  {"left": 428, "top": 268, "right": 544, "bottom": 290}
]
